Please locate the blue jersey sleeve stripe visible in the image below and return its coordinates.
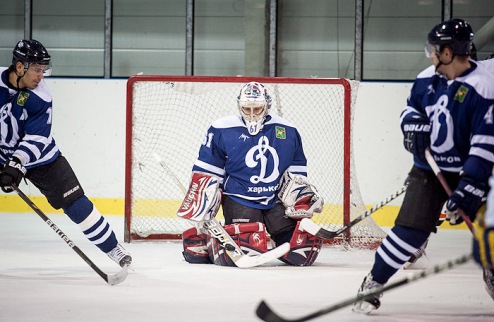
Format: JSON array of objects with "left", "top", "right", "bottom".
[
  {"left": 286, "top": 165, "right": 307, "bottom": 173},
  {"left": 193, "top": 160, "right": 225, "bottom": 177},
  {"left": 470, "top": 147, "right": 494, "bottom": 163},
  {"left": 471, "top": 134, "right": 494, "bottom": 146},
  {"left": 25, "top": 147, "right": 59, "bottom": 167}
]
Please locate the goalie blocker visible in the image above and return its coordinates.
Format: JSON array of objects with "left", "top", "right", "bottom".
[{"left": 182, "top": 221, "right": 322, "bottom": 266}]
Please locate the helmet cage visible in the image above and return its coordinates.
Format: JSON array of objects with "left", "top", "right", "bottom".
[{"left": 237, "top": 82, "right": 272, "bottom": 135}]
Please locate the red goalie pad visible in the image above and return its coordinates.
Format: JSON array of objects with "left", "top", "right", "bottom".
[
  {"left": 207, "top": 222, "right": 268, "bottom": 266},
  {"left": 281, "top": 221, "right": 323, "bottom": 266},
  {"left": 182, "top": 226, "right": 212, "bottom": 264}
]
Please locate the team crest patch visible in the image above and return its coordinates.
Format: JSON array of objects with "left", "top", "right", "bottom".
[
  {"left": 454, "top": 85, "right": 469, "bottom": 103},
  {"left": 275, "top": 126, "right": 286, "bottom": 139},
  {"left": 17, "top": 92, "right": 30, "bottom": 106}
]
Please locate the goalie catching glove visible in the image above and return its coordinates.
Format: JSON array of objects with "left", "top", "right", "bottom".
[
  {"left": 278, "top": 171, "right": 324, "bottom": 219},
  {"left": 177, "top": 172, "right": 222, "bottom": 222}
]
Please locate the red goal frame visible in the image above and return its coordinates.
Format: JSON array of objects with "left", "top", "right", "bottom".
[{"left": 125, "top": 76, "right": 352, "bottom": 242}]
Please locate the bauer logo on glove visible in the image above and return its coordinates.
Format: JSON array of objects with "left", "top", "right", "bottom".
[
  {"left": 278, "top": 171, "right": 324, "bottom": 219},
  {"left": 177, "top": 171, "right": 222, "bottom": 222}
]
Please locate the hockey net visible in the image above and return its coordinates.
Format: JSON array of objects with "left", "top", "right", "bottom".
[{"left": 125, "top": 76, "right": 386, "bottom": 247}]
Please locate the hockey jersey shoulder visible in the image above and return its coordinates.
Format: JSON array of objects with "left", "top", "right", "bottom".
[
  {"left": 211, "top": 115, "right": 244, "bottom": 129},
  {"left": 264, "top": 114, "right": 297, "bottom": 129},
  {"left": 27, "top": 79, "right": 52, "bottom": 104},
  {"left": 478, "top": 58, "right": 494, "bottom": 75},
  {"left": 460, "top": 62, "right": 494, "bottom": 100},
  {"left": 416, "top": 65, "right": 436, "bottom": 79}
]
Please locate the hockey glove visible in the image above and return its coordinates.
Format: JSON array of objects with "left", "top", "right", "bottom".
[
  {"left": 401, "top": 115, "right": 431, "bottom": 162},
  {"left": 0, "top": 158, "right": 26, "bottom": 193},
  {"left": 445, "top": 175, "right": 486, "bottom": 224}
]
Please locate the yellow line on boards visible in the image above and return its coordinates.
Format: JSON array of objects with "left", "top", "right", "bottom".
[{"left": 0, "top": 195, "right": 469, "bottom": 230}]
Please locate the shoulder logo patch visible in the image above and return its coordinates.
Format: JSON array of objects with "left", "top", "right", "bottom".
[
  {"left": 454, "top": 85, "right": 469, "bottom": 103},
  {"left": 17, "top": 92, "right": 30, "bottom": 106},
  {"left": 275, "top": 126, "right": 286, "bottom": 139}
]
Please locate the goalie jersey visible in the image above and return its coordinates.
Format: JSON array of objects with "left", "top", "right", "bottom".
[
  {"left": 401, "top": 61, "right": 494, "bottom": 181},
  {"left": 192, "top": 114, "right": 307, "bottom": 210},
  {"left": 0, "top": 67, "right": 60, "bottom": 168}
]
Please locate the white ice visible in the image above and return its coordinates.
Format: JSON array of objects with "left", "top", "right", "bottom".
[{"left": 0, "top": 212, "right": 493, "bottom": 322}]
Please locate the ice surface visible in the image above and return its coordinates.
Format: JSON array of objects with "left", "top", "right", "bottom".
[{"left": 0, "top": 212, "right": 492, "bottom": 322}]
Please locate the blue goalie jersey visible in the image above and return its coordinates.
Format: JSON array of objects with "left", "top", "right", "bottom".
[
  {"left": 0, "top": 67, "right": 60, "bottom": 168},
  {"left": 401, "top": 61, "right": 494, "bottom": 180},
  {"left": 192, "top": 114, "right": 307, "bottom": 210}
]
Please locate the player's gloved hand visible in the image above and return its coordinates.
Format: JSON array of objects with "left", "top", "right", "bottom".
[
  {"left": 0, "top": 157, "right": 26, "bottom": 193},
  {"left": 473, "top": 205, "right": 494, "bottom": 269},
  {"left": 445, "top": 175, "right": 486, "bottom": 224},
  {"left": 401, "top": 114, "right": 431, "bottom": 162}
]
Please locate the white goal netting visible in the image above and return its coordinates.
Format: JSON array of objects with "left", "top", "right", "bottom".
[{"left": 125, "top": 76, "right": 386, "bottom": 247}]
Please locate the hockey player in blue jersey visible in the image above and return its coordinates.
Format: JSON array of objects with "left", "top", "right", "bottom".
[
  {"left": 0, "top": 40, "right": 132, "bottom": 268},
  {"left": 177, "top": 81, "right": 325, "bottom": 266},
  {"left": 354, "top": 19, "right": 494, "bottom": 314}
]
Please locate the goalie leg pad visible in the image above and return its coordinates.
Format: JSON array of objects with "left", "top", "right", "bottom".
[
  {"left": 280, "top": 221, "right": 323, "bottom": 266},
  {"left": 207, "top": 222, "right": 268, "bottom": 267},
  {"left": 182, "top": 227, "right": 212, "bottom": 264}
]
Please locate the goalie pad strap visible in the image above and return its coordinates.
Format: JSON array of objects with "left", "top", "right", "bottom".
[
  {"left": 182, "top": 227, "right": 212, "bottom": 264},
  {"left": 281, "top": 221, "right": 323, "bottom": 266},
  {"left": 208, "top": 223, "right": 268, "bottom": 267}
]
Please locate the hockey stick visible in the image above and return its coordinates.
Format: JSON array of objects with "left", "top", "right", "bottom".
[
  {"left": 256, "top": 253, "right": 472, "bottom": 322},
  {"left": 299, "top": 185, "right": 407, "bottom": 240},
  {"left": 12, "top": 185, "right": 128, "bottom": 285},
  {"left": 152, "top": 153, "right": 290, "bottom": 268},
  {"left": 424, "top": 149, "right": 474, "bottom": 232}
]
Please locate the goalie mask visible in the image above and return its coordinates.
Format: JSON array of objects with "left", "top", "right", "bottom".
[{"left": 237, "top": 82, "right": 272, "bottom": 135}]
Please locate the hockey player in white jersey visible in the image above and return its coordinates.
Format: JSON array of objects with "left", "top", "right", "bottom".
[
  {"left": 354, "top": 18, "right": 494, "bottom": 314},
  {"left": 0, "top": 40, "right": 132, "bottom": 268},
  {"left": 177, "top": 81, "right": 324, "bottom": 266}
]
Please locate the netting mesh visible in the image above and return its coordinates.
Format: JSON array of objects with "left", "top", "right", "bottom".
[{"left": 126, "top": 77, "right": 386, "bottom": 247}]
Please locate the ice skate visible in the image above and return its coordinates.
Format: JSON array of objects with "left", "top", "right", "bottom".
[
  {"left": 483, "top": 268, "right": 494, "bottom": 301},
  {"left": 107, "top": 243, "right": 133, "bottom": 268},
  {"left": 353, "top": 273, "right": 383, "bottom": 314}
]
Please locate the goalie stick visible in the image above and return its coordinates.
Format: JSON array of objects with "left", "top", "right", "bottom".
[
  {"left": 299, "top": 185, "right": 407, "bottom": 240},
  {"left": 12, "top": 185, "right": 128, "bottom": 285},
  {"left": 424, "top": 149, "right": 474, "bottom": 232},
  {"left": 152, "top": 153, "right": 290, "bottom": 268},
  {"left": 255, "top": 253, "right": 472, "bottom": 322}
]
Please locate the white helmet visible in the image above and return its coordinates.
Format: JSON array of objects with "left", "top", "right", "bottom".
[{"left": 237, "top": 82, "right": 272, "bottom": 135}]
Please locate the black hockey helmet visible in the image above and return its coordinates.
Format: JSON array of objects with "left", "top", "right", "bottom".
[
  {"left": 427, "top": 18, "right": 474, "bottom": 56},
  {"left": 470, "top": 42, "right": 478, "bottom": 60},
  {"left": 12, "top": 39, "right": 51, "bottom": 66}
]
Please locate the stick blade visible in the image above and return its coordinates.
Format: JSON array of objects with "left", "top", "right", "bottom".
[
  {"left": 300, "top": 218, "right": 336, "bottom": 240},
  {"left": 233, "top": 242, "right": 290, "bottom": 268},
  {"left": 106, "top": 265, "right": 129, "bottom": 285},
  {"left": 256, "top": 300, "right": 288, "bottom": 322}
]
